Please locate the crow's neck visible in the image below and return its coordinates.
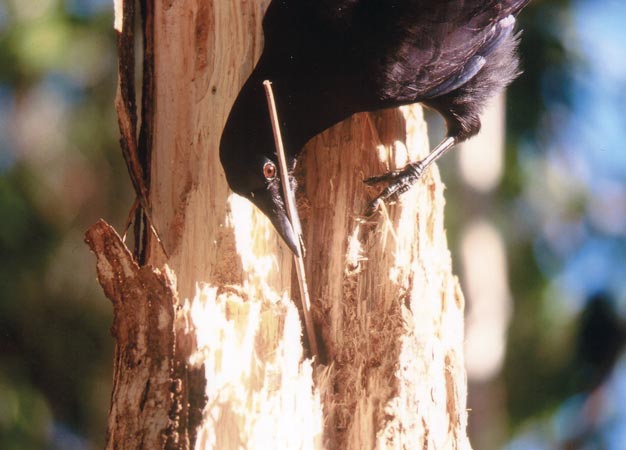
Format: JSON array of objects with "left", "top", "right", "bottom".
[{"left": 234, "top": 72, "right": 354, "bottom": 158}]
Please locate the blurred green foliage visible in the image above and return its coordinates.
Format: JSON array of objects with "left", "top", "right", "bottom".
[
  {"left": 440, "top": 0, "right": 626, "bottom": 448},
  {"left": 504, "top": 0, "right": 577, "bottom": 424},
  {"left": 0, "top": 0, "right": 131, "bottom": 448}
]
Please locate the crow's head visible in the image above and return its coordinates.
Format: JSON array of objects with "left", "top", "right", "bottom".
[
  {"left": 219, "top": 79, "right": 300, "bottom": 256},
  {"left": 222, "top": 152, "right": 300, "bottom": 256}
]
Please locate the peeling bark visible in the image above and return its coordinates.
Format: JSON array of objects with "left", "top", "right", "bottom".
[{"left": 85, "top": 221, "right": 205, "bottom": 450}]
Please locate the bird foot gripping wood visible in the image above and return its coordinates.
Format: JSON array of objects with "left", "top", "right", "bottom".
[
  {"left": 364, "top": 136, "right": 457, "bottom": 216},
  {"left": 364, "top": 161, "right": 425, "bottom": 216}
]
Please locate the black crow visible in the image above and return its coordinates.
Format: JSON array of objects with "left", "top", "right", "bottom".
[{"left": 220, "top": 0, "right": 530, "bottom": 254}]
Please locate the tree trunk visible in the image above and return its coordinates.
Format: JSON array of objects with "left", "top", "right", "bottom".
[{"left": 86, "top": 0, "right": 472, "bottom": 449}]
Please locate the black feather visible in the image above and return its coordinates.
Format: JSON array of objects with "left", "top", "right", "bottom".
[{"left": 219, "top": 0, "right": 530, "bottom": 250}]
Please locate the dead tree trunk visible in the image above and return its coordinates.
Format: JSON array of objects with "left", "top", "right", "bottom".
[{"left": 86, "top": 0, "right": 472, "bottom": 449}]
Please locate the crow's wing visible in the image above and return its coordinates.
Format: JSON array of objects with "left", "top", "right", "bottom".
[
  {"left": 367, "top": 0, "right": 530, "bottom": 102},
  {"left": 258, "top": 0, "right": 528, "bottom": 106}
]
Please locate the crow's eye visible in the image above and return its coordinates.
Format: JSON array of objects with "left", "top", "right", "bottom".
[{"left": 263, "top": 161, "right": 277, "bottom": 180}]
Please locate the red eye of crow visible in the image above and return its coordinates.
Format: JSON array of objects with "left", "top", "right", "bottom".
[{"left": 263, "top": 162, "right": 277, "bottom": 180}]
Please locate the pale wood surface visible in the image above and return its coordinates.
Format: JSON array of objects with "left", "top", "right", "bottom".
[{"left": 300, "top": 108, "right": 471, "bottom": 450}]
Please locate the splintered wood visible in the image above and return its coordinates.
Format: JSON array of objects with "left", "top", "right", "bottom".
[{"left": 299, "top": 106, "right": 471, "bottom": 450}]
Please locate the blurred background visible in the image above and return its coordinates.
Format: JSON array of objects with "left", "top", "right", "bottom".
[{"left": 0, "top": 0, "right": 625, "bottom": 449}]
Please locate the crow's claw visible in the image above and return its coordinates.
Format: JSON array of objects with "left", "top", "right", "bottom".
[
  {"left": 365, "top": 161, "right": 425, "bottom": 215},
  {"left": 363, "top": 170, "right": 403, "bottom": 186}
]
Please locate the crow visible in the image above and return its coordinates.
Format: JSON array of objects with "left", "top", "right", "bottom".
[{"left": 220, "top": 0, "right": 530, "bottom": 254}]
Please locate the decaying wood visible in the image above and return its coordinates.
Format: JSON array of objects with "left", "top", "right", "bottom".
[
  {"left": 85, "top": 220, "right": 205, "bottom": 449},
  {"left": 87, "top": 0, "right": 473, "bottom": 448}
]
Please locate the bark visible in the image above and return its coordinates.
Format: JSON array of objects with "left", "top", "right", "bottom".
[{"left": 87, "top": 0, "right": 472, "bottom": 449}]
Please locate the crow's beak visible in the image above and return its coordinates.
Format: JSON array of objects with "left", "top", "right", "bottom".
[
  {"left": 269, "top": 206, "right": 301, "bottom": 257},
  {"left": 250, "top": 190, "right": 301, "bottom": 257}
]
